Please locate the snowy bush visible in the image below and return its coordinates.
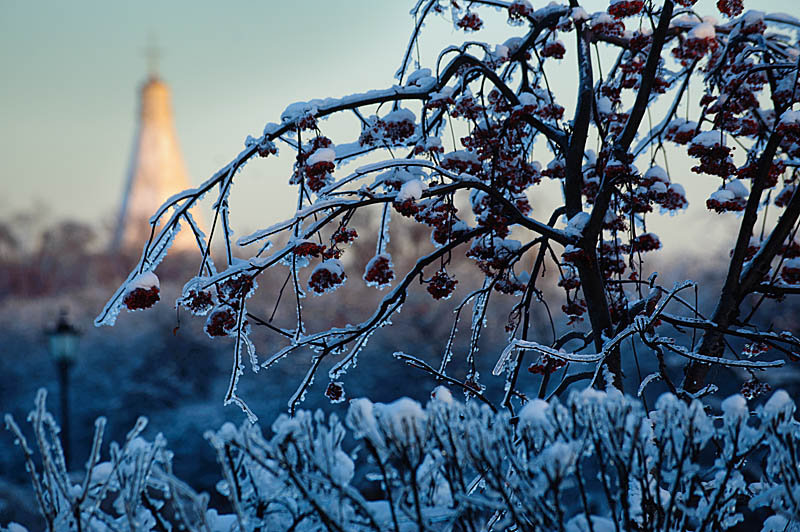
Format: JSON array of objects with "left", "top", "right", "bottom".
[{"left": 5, "top": 388, "right": 800, "bottom": 531}]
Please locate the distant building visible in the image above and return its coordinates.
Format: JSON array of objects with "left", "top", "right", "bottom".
[{"left": 112, "top": 68, "right": 198, "bottom": 253}]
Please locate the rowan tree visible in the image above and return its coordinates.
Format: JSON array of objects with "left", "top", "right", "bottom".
[{"left": 96, "top": 0, "right": 800, "bottom": 419}]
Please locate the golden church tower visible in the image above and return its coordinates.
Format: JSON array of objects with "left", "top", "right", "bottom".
[{"left": 112, "top": 69, "right": 198, "bottom": 253}]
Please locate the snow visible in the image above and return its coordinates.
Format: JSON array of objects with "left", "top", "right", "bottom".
[
  {"left": 650, "top": 181, "right": 668, "bottom": 194},
  {"left": 382, "top": 107, "right": 416, "bottom": 124},
  {"left": 306, "top": 147, "right": 336, "bottom": 166},
  {"left": 597, "top": 96, "right": 613, "bottom": 115},
  {"left": 721, "top": 394, "right": 749, "bottom": 420},
  {"left": 741, "top": 10, "right": 765, "bottom": 26},
  {"left": 396, "top": 179, "right": 425, "bottom": 202},
  {"left": 430, "top": 385, "right": 454, "bottom": 404},
  {"left": 761, "top": 515, "right": 789, "bottom": 532},
  {"left": 592, "top": 13, "right": 616, "bottom": 25},
  {"left": 571, "top": 7, "right": 589, "bottom": 22},
  {"left": 726, "top": 179, "right": 749, "bottom": 198},
  {"left": 205, "top": 509, "right": 237, "bottom": 532},
  {"left": 376, "top": 397, "right": 426, "bottom": 441},
  {"left": 691, "top": 130, "right": 726, "bottom": 147},
  {"left": 518, "top": 92, "right": 537, "bottom": 107},
  {"left": 502, "top": 37, "right": 524, "bottom": 55},
  {"left": 564, "top": 212, "right": 590, "bottom": 237},
  {"left": 405, "top": 68, "right": 435, "bottom": 88},
  {"left": 644, "top": 166, "right": 669, "bottom": 184},
  {"left": 539, "top": 441, "right": 577, "bottom": 477},
  {"left": 763, "top": 389, "right": 794, "bottom": 419},
  {"left": 566, "top": 515, "right": 616, "bottom": 532},
  {"left": 346, "top": 398, "right": 380, "bottom": 441},
  {"left": 689, "top": 22, "right": 716, "bottom": 40},
  {"left": 709, "top": 188, "right": 736, "bottom": 203},
  {"left": 128, "top": 271, "right": 159, "bottom": 291},
  {"left": 494, "top": 44, "right": 510, "bottom": 60},
  {"left": 441, "top": 149, "right": 480, "bottom": 164},
  {"left": 785, "top": 257, "right": 800, "bottom": 269},
  {"left": 429, "top": 87, "right": 454, "bottom": 103},
  {"left": 779, "top": 109, "right": 800, "bottom": 126},
  {"left": 281, "top": 101, "right": 318, "bottom": 123},
  {"left": 518, "top": 398, "right": 550, "bottom": 426},
  {"left": 669, "top": 183, "right": 686, "bottom": 197}
]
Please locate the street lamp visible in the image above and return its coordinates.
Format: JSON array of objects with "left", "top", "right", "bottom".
[{"left": 48, "top": 309, "right": 80, "bottom": 468}]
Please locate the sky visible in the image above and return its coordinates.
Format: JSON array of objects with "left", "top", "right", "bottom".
[{"left": 1, "top": 0, "right": 798, "bottom": 251}]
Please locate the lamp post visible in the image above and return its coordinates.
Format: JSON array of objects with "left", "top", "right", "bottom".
[{"left": 48, "top": 309, "right": 80, "bottom": 469}]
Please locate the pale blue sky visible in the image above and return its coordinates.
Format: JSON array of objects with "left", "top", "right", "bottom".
[{"left": 1, "top": 0, "right": 797, "bottom": 242}]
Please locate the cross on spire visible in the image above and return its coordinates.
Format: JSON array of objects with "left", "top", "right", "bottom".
[{"left": 146, "top": 33, "right": 160, "bottom": 79}]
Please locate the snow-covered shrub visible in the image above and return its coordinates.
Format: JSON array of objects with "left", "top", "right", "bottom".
[
  {"left": 3, "top": 390, "right": 210, "bottom": 532},
  {"left": 6, "top": 388, "right": 800, "bottom": 531}
]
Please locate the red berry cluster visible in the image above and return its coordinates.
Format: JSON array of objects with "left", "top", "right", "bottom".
[
  {"left": 205, "top": 307, "right": 237, "bottom": 337},
  {"left": 294, "top": 241, "right": 326, "bottom": 257},
  {"left": 256, "top": 139, "right": 278, "bottom": 158},
  {"left": 666, "top": 119, "right": 698, "bottom": 145},
  {"left": 325, "top": 381, "right": 345, "bottom": 403},
  {"left": 219, "top": 275, "right": 255, "bottom": 301},
  {"left": 306, "top": 160, "right": 335, "bottom": 193},
  {"left": 541, "top": 40, "right": 566, "bottom": 59},
  {"left": 590, "top": 16, "right": 625, "bottom": 39},
  {"left": 558, "top": 268, "right": 581, "bottom": 290},
  {"left": 660, "top": 186, "right": 689, "bottom": 211},
  {"left": 457, "top": 12, "right": 483, "bottom": 31},
  {"left": 183, "top": 289, "right": 214, "bottom": 316},
  {"left": 297, "top": 113, "right": 317, "bottom": 131},
  {"left": 359, "top": 115, "right": 416, "bottom": 146},
  {"left": 688, "top": 136, "right": 736, "bottom": 177},
  {"left": 543, "top": 158, "right": 566, "bottom": 180},
  {"left": 332, "top": 226, "right": 358, "bottom": 245},
  {"left": 432, "top": 220, "right": 469, "bottom": 246},
  {"left": 562, "top": 299, "right": 587, "bottom": 324},
  {"left": 528, "top": 355, "right": 567, "bottom": 375},
  {"left": 629, "top": 31, "right": 652, "bottom": 53},
  {"left": 494, "top": 277, "right": 527, "bottom": 295},
  {"left": 123, "top": 286, "right": 160, "bottom": 311},
  {"left": 782, "top": 239, "right": 800, "bottom": 259},
  {"left": 627, "top": 233, "right": 661, "bottom": 253},
  {"left": 562, "top": 245, "right": 587, "bottom": 266},
  {"left": 737, "top": 160, "right": 785, "bottom": 188},
  {"left": 413, "top": 138, "right": 445, "bottom": 157},
  {"left": 440, "top": 150, "right": 482, "bottom": 176},
  {"left": 781, "top": 261, "right": 800, "bottom": 285},
  {"left": 717, "top": 0, "right": 743, "bottom": 17},
  {"left": 740, "top": 378, "right": 771, "bottom": 400},
  {"left": 507, "top": 0, "right": 533, "bottom": 23},
  {"left": 742, "top": 342, "right": 770, "bottom": 358},
  {"left": 607, "top": 0, "right": 644, "bottom": 19},
  {"left": 364, "top": 255, "right": 395, "bottom": 287},
  {"left": 393, "top": 198, "right": 420, "bottom": 217},
  {"left": 427, "top": 270, "right": 458, "bottom": 300},
  {"left": 308, "top": 263, "right": 347, "bottom": 295},
  {"left": 599, "top": 241, "right": 627, "bottom": 278},
  {"left": 775, "top": 185, "right": 796, "bottom": 208},
  {"left": 291, "top": 136, "right": 335, "bottom": 193},
  {"left": 672, "top": 29, "right": 719, "bottom": 66},
  {"left": 451, "top": 94, "right": 482, "bottom": 120}
]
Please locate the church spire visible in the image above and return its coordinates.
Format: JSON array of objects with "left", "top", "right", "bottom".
[
  {"left": 112, "top": 60, "right": 200, "bottom": 253},
  {"left": 146, "top": 33, "right": 160, "bottom": 80}
]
